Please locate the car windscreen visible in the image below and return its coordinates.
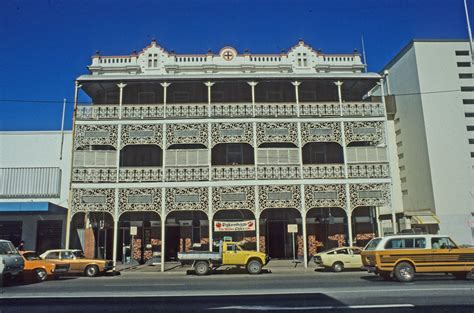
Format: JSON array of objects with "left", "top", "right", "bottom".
[
  {"left": 23, "top": 252, "right": 41, "bottom": 260},
  {"left": 73, "top": 251, "right": 86, "bottom": 258},
  {"left": 0, "top": 242, "right": 19, "bottom": 255},
  {"left": 364, "top": 238, "right": 382, "bottom": 251}
]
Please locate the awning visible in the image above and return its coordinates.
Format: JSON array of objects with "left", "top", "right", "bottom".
[
  {"left": 0, "top": 202, "right": 67, "bottom": 214},
  {"left": 410, "top": 214, "right": 440, "bottom": 225}
]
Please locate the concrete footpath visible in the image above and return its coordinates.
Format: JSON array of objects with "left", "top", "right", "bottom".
[{"left": 117, "top": 259, "right": 313, "bottom": 274}]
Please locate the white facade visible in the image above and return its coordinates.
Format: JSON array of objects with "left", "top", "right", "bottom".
[
  {"left": 0, "top": 131, "right": 73, "bottom": 250},
  {"left": 383, "top": 40, "right": 474, "bottom": 244}
]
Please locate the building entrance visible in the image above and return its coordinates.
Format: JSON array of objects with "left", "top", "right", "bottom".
[
  {"left": 165, "top": 226, "right": 180, "bottom": 261},
  {"left": 36, "top": 220, "right": 62, "bottom": 253},
  {"left": 267, "top": 221, "right": 286, "bottom": 258}
]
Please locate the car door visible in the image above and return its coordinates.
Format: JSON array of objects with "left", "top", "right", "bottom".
[
  {"left": 430, "top": 237, "right": 464, "bottom": 272},
  {"left": 349, "top": 248, "right": 363, "bottom": 268},
  {"left": 335, "top": 248, "right": 350, "bottom": 266},
  {"left": 222, "top": 243, "right": 241, "bottom": 265},
  {"left": 60, "top": 251, "right": 80, "bottom": 272}
]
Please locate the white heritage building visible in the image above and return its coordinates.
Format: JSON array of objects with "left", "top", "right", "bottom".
[{"left": 69, "top": 39, "right": 398, "bottom": 269}]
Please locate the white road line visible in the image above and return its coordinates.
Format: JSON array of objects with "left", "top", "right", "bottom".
[
  {"left": 210, "top": 304, "right": 415, "bottom": 311},
  {"left": 101, "top": 283, "right": 185, "bottom": 287}
]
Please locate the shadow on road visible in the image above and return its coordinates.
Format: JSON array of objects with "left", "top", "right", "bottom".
[{"left": 186, "top": 267, "right": 272, "bottom": 276}]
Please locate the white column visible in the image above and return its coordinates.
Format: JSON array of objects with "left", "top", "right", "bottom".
[
  {"left": 160, "top": 82, "right": 170, "bottom": 118},
  {"left": 162, "top": 124, "right": 166, "bottom": 182},
  {"left": 255, "top": 185, "right": 260, "bottom": 252},
  {"left": 253, "top": 122, "right": 258, "bottom": 180},
  {"left": 335, "top": 80, "right": 353, "bottom": 246},
  {"left": 376, "top": 206, "right": 383, "bottom": 236},
  {"left": 205, "top": 81, "right": 215, "bottom": 117},
  {"left": 117, "top": 83, "right": 126, "bottom": 119},
  {"left": 112, "top": 189, "right": 119, "bottom": 270},
  {"left": 65, "top": 81, "right": 82, "bottom": 249},
  {"left": 208, "top": 123, "right": 212, "bottom": 181},
  {"left": 379, "top": 79, "right": 397, "bottom": 234},
  {"left": 301, "top": 185, "right": 308, "bottom": 268},
  {"left": 291, "top": 81, "right": 301, "bottom": 117},
  {"left": 208, "top": 187, "right": 213, "bottom": 252},
  {"left": 161, "top": 188, "right": 166, "bottom": 272},
  {"left": 247, "top": 81, "right": 258, "bottom": 117},
  {"left": 334, "top": 81, "right": 343, "bottom": 116}
]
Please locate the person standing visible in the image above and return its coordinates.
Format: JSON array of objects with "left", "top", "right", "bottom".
[{"left": 16, "top": 240, "right": 25, "bottom": 251}]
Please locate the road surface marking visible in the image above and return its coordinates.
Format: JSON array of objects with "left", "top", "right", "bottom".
[{"left": 210, "top": 304, "right": 415, "bottom": 310}]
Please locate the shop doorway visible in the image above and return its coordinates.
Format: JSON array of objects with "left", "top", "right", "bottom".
[
  {"left": 268, "top": 221, "right": 286, "bottom": 258},
  {"left": 0, "top": 221, "right": 22, "bottom": 247},
  {"left": 165, "top": 226, "right": 180, "bottom": 261},
  {"left": 36, "top": 220, "right": 63, "bottom": 253}
]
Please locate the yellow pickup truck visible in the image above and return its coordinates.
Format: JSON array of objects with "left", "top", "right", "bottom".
[{"left": 178, "top": 241, "right": 270, "bottom": 275}]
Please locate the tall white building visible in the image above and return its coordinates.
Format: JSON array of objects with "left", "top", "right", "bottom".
[
  {"left": 382, "top": 39, "right": 474, "bottom": 244},
  {"left": 70, "top": 39, "right": 398, "bottom": 269}
]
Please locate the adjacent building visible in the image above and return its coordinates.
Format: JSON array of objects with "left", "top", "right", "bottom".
[
  {"left": 70, "top": 39, "right": 397, "bottom": 269},
  {"left": 0, "top": 131, "right": 72, "bottom": 252},
  {"left": 381, "top": 39, "right": 474, "bottom": 244}
]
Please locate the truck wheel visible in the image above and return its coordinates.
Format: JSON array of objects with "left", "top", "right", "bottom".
[
  {"left": 246, "top": 260, "right": 262, "bottom": 275},
  {"left": 35, "top": 268, "right": 48, "bottom": 282},
  {"left": 85, "top": 265, "right": 99, "bottom": 277},
  {"left": 194, "top": 261, "right": 210, "bottom": 276},
  {"left": 332, "top": 262, "right": 344, "bottom": 273},
  {"left": 394, "top": 262, "right": 415, "bottom": 282}
]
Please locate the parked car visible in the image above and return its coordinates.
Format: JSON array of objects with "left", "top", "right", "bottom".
[
  {"left": 313, "top": 246, "right": 363, "bottom": 272},
  {"left": 39, "top": 249, "right": 113, "bottom": 277},
  {"left": 20, "top": 251, "right": 70, "bottom": 282},
  {"left": 0, "top": 240, "right": 24, "bottom": 285},
  {"left": 178, "top": 241, "right": 270, "bottom": 275},
  {"left": 361, "top": 234, "right": 474, "bottom": 282}
]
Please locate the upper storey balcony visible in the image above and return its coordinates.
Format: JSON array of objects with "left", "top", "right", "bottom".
[{"left": 75, "top": 79, "right": 386, "bottom": 121}]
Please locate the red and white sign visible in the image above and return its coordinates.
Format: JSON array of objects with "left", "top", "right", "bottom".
[{"left": 214, "top": 220, "right": 255, "bottom": 232}]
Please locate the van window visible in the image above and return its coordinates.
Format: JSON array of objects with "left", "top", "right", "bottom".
[
  {"left": 385, "top": 238, "right": 415, "bottom": 249},
  {"left": 431, "top": 237, "right": 457, "bottom": 249},
  {"left": 0, "top": 241, "right": 18, "bottom": 255},
  {"left": 364, "top": 238, "right": 381, "bottom": 250},
  {"left": 414, "top": 238, "right": 426, "bottom": 248}
]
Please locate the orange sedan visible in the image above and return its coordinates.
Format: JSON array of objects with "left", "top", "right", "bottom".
[{"left": 20, "top": 251, "right": 70, "bottom": 282}]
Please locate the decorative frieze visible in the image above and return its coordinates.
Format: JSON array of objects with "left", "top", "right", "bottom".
[
  {"left": 119, "top": 188, "right": 161, "bottom": 215},
  {"left": 349, "top": 183, "right": 390, "bottom": 209},
  {"left": 74, "top": 125, "right": 118, "bottom": 149},
  {"left": 120, "top": 124, "right": 163, "bottom": 149},
  {"left": 211, "top": 122, "right": 253, "bottom": 147},
  {"left": 212, "top": 186, "right": 256, "bottom": 214},
  {"left": 166, "top": 123, "right": 208, "bottom": 147},
  {"left": 301, "top": 122, "right": 342, "bottom": 145},
  {"left": 304, "top": 184, "right": 346, "bottom": 209},
  {"left": 71, "top": 188, "right": 115, "bottom": 215},
  {"left": 165, "top": 187, "right": 208, "bottom": 213},
  {"left": 256, "top": 122, "right": 298, "bottom": 146},
  {"left": 258, "top": 185, "right": 301, "bottom": 212},
  {"left": 344, "top": 121, "right": 384, "bottom": 145}
]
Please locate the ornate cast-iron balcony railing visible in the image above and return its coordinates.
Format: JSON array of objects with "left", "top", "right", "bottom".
[
  {"left": 347, "top": 163, "right": 390, "bottom": 178},
  {"left": 72, "top": 167, "right": 117, "bottom": 183},
  {"left": 212, "top": 165, "right": 256, "bottom": 180},
  {"left": 118, "top": 167, "right": 162, "bottom": 182},
  {"left": 76, "top": 102, "right": 384, "bottom": 120},
  {"left": 71, "top": 163, "right": 389, "bottom": 183},
  {"left": 302, "top": 164, "right": 345, "bottom": 179}
]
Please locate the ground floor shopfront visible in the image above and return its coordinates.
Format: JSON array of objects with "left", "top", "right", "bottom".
[{"left": 69, "top": 184, "right": 391, "bottom": 269}]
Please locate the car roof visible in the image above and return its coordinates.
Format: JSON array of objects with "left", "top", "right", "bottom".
[
  {"left": 0, "top": 239, "right": 13, "bottom": 243},
  {"left": 43, "top": 249, "right": 81, "bottom": 253}
]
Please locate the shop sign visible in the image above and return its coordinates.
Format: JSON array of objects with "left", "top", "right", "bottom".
[
  {"left": 130, "top": 226, "right": 138, "bottom": 236},
  {"left": 287, "top": 224, "right": 298, "bottom": 233},
  {"left": 214, "top": 220, "right": 255, "bottom": 232}
]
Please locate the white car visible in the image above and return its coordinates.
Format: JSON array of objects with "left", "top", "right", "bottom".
[
  {"left": 313, "top": 246, "right": 363, "bottom": 272},
  {"left": 0, "top": 240, "right": 24, "bottom": 285}
]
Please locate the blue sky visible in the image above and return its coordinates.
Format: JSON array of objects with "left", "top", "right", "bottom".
[{"left": 0, "top": 0, "right": 471, "bottom": 131}]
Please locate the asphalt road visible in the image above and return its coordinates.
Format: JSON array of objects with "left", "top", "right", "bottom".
[{"left": 1, "top": 269, "right": 473, "bottom": 312}]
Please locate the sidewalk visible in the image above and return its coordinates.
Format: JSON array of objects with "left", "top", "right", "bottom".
[{"left": 117, "top": 259, "right": 315, "bottom": 274}]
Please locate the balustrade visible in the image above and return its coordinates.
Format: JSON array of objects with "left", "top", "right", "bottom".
[
  {"left": 254, "top": 103, "right": 297, "bottom": 117},
  {"left": 72, "top": 168, "right": 117, "bottom": 182},
  {"left": 347, "top": 163, "right": 390, "bottom": 178},
  {"left": 122, "top": 104, "right": 164, "bottom": 119},
  {"left": 257, "top": 165, "right": 300, "bottom": 180},
  {"left": 166, "top": 104, "right": 208, "bottom": 118},
  {"left": 165, "top": 167, "right": 209, "bottom": 182},
  {"left": 211, "top": 165, "right": 256, "bottom": 180},
  {"left": 119, "top": 167, "right": 162, "bottom": 182},
  {"left": 303, "top": 164, "right": 345, "bottom": 179},
  {"left": 76, "top": 105, "right": 119, "bottom": 120},
  {"left": 211, "top": 103, "right": 253, "bottom": 117}
]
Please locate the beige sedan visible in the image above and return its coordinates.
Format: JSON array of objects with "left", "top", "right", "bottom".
[
  {"left": 40, "top": 249, "right": 113, "bottom": 277},
  {"left": 313, "top": 247, "right": 363, "bottom": 272}
]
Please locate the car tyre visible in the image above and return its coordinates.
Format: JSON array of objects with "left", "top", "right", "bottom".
[
  {"left": 332, "top": 262, "right": 344, "bottom": 273},
  {"left": 85, "top": 265, "right": 99, "bottom": 277},
  {"left": 35, "top": 268, "right": 48, "bottom": 282},
  {"left": 194, "top": 261, "right": 210, "bottom": 276},
  {"left": 246, "top": 260, "right": 262, "bottom": 275},
  {"left": 394, "top": 262, "right": 415, "bottom": 282},
  {"left": 453, "top": 272, "right": 469, "bottom": 280}
]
